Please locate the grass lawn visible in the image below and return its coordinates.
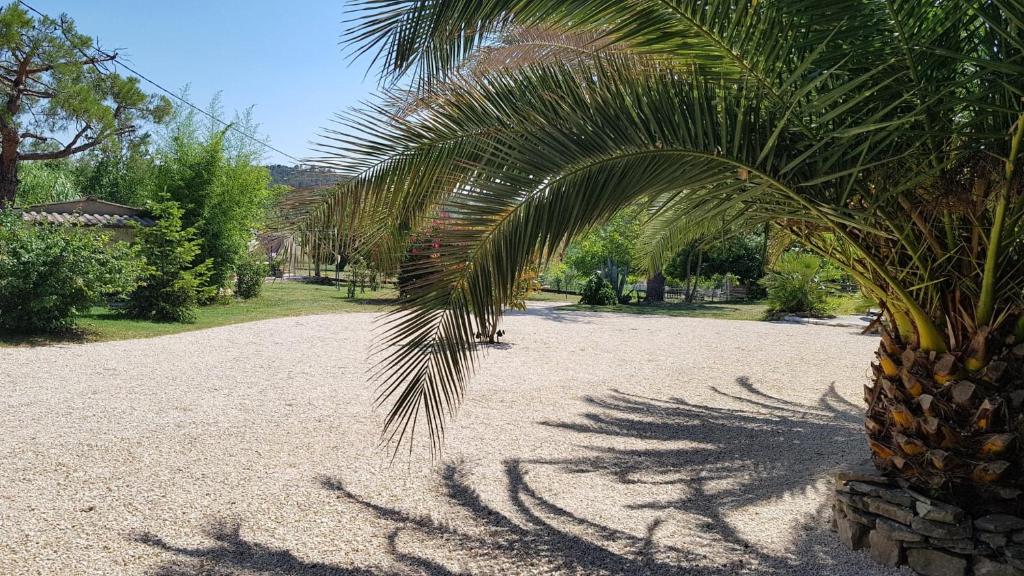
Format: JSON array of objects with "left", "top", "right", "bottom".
[
  {"left": 3, "top": 286, "right": 871, "bottom": 347},
  {"left": 555, "top": 301, "right": 770, "bottom": 321},
  {"left": 528, "top": 290, "right": 872, "bottom": 322},
  {"left": 0, "top": 281, "right": 398, "bottom": 346},
  {"left": 529, "top": 292, "right": 770, "bottom": 321},
  {"left": 526, "top": 290, "right": 580, "bottom": 303}
]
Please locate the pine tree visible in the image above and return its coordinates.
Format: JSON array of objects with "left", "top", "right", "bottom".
[{"left": 124, "top": 197, "right": 211, "bottom": 322}]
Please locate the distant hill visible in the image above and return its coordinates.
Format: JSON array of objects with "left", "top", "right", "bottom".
[{"left": 267, "top": 164, "right": 347, "bottom": 189}]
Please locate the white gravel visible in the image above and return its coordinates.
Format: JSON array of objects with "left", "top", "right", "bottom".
[{"left": 0, "top": 302, "right": 909, "bottom": 575}]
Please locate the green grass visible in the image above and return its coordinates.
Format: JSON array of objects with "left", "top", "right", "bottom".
[
  {"left": 1, "top": 281, "right": 398, "bottom": 346},
  {"left": 526, "top": 290, "right": 580, "bottom": 302},
  {"left": 531, "top": 294, "right": 770, "bottom": 321},
  {"left": 530, "top": 290, "right": 874, "bottom": 320},
  {"left": 5, "top": 285, "right": 834, "bottom": 347}
]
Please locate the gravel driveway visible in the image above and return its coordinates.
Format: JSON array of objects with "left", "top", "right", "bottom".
[{"left": 0, "top": 303, "right": 907, "bottom": 575}]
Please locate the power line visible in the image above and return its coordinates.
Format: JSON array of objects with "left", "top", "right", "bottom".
[{"left": 17, "top": 0, "right": 305, "bottom": 164}]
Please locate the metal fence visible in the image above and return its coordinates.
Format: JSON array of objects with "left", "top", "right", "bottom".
[{"left": 630, "top": 282, "right": 749, "bottom": 302}]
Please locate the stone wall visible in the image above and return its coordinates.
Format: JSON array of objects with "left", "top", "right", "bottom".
[{"left": 832, "top": 467, "right": 1024, "bottom": 576}]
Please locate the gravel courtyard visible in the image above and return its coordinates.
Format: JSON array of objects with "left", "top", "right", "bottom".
[{"left": 0, "top": 303, "right": 907, "bottom": 575}]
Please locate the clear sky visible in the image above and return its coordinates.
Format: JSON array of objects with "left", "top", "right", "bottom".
[{"left": 31, "top": 0, "right": 378, "bottom": 165}]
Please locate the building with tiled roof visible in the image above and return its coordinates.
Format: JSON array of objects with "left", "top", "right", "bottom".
[{"left": 17, "top": 197, "right": 155, "bottom": 242}]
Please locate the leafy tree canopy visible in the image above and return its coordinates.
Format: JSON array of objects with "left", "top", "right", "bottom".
[
  {"left": 563, "top": 206, "right": 641, "bottom": 295},
  {"left": 75, "top": 141, "right": 156, "bottom": 206},
  {"left": 564, "top": 207, "right": 641, "bottom": 277},
  {"left": 14, "top": 157, "right": 76, "bottom": 204},
  {"left": 153, "top": 93, "right": 282, "bottom": 291},
  {"left": 665, "top": 233, "right": 766, "bottom": 285},
  {"left": 0, "top": 3, "right": 170, "bottom": 204}
]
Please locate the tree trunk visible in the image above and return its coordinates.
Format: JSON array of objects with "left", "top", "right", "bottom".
[
  {"left": 687, "top": 251, "right": 703, "bottom": 302},
  {"left": 312, "top": 238, "right": 321, "bottom": 278},
  {"left": 683, "top": 249, "right": 694, "bottom": 301},
  {"left": 0, "top": 139, "right": 19, "bottom": 207},
  {"left": 761, "top": 222, "right": 770, "bottom": 277},
  {"left": 645, "top": 272, "right": 665, "bottom": 303},
  {"left": 866, "top": 324, "right": 1024, "bottom": 514}
]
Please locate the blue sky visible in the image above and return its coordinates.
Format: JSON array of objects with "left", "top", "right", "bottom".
[{"left": 32, "top": 0, "right": 378, "bottom": 164}]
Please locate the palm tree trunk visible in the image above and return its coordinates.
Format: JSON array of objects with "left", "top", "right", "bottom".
[{"left": 866, "top": 322, "right": 1024, "bottom": 512}]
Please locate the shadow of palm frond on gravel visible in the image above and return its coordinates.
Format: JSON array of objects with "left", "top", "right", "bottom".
[
  {"left": 135, "top": 377, "right": 885, "bottom": 575},
  {"left": 538, "top": 377, "right": 862, "bottom": 498},
  {"left": 321, "top": 461, "right": 735, "bottom": 575},
  {"left": 504, "top": 303, "right": 596, "bottom": 325},
  {"left": 133, "top": 521, "right": 399, "bottom": 576},
  {"left": 530, "top": 376, "right": 871, "bottom": 573},
  {"left": 311, "top": 378, "right": 874, "bottom": 575}
]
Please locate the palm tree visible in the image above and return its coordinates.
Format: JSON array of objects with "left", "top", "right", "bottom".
[{"left": 319, "top": 1, "right": 1024, "bottom": 510}]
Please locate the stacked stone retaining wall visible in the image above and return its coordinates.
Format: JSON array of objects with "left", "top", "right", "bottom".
[{"left": 833, "top": 467, "right": 1024, "bottom": 576}]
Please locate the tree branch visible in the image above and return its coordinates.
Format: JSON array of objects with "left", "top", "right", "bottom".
[
  {"left": 17, "top": 124, "right": 91, "bottom": 160},
  {"left": 18, "top": 139, "right": 101, "bottom": 161},
  {"left": 25, "top": 52, "right": 117, "bottom": 75},
  {"left": 17, "top": 123, "right": 136, "bottom": 161},
  {"left": 20, "top": 87, "right": 55, "bottom": 99},
  {"left": 19, "top": 131, "right": 50, "bottom": 142}
]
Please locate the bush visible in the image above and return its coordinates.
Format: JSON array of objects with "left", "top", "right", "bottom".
[
  {"left": 269, "top": 256, "right": 284, "bottom": 278},
  {"left": 618, "top": 293, "right": 633, "bottom": 304},
  {"left": 124, "top": 198, "right": 212, "bottom": 323},
  {"left": 761, "top": 252, "right": 836, "bottom": 317},
  {"left": 0, "top": 212, "right": 139, "bottom": 333},
  {"left": 346, "top": 255, "right": 370, "bottom": 298},
  {"left": 235, "top": 253, "right": 268, "bottom": 299},
  {"left": 579, "top": 272, "right": 616, "bottom": 305}
]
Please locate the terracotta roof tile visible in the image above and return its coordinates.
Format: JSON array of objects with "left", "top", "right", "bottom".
[{"left": 20, "top": 211, "right": 155, "bottom": 228}]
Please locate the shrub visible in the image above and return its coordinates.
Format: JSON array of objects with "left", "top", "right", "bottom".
[
  {"left": 124, "top": 198, "right": 212, "bottom": 323},
  {"left": 618, "top": 293, "right": 633, "bottom": 304},
  {"left": 761, "top": 252, "right": 836, "bottom": 317},
  {"left": 579, "top": 272, "right": 616, "bottom": 305},
  {"left": 269, "top": 256, "right": 285, "bottom": 278},
  {"left": 346, "top": 255, "right": 370, "bottom": 298},
  {"left": 0, "top": 212, "right": 139, "bottom": 333},
  {"left": 235, "top": 253, "right": 268, "bottom": 299}
]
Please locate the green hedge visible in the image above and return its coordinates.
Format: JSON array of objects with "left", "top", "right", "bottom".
[{"left": 0, "top": 212, "right": 139, "bottom": 333}]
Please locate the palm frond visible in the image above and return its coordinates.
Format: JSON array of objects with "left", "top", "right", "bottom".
[
  {"left": 323, "top": 55, "right": 891, "bottom": 448},
  {"left": 327, "top": 0, "right": 1024, "bottom": 453}
]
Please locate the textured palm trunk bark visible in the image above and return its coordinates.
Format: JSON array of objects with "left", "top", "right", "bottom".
[{"left": 866, "top": 326, "right": 1024, "bottom": 513}]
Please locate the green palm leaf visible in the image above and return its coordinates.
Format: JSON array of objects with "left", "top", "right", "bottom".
[{"left": 316, "top": 0, "right": 1024, "bottom": 462}]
